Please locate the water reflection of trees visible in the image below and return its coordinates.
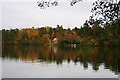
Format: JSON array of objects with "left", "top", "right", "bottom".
[{"left": 2, "top": 45, "right": 120, "bottom": 74}]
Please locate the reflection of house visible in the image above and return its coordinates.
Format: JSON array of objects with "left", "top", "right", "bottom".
[
  {"left": 53, "top": 46, "right": 57, "bottom": 54},
  {"left": 52, "top": 38, "right": 57, "bottom": 43}
]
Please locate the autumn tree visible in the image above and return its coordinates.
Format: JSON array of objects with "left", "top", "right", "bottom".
[
  {"left": 2, "top": 29, "right": 9, "bottom": 43},
  {"left": 47, "top": 27, "right": 53, "bottom": 39},
  {"left": 41, "top": 34, "right": 50, "bottom": 45},
  {"left": 38, "top": 27, "right": 47, "bottom": 37}
]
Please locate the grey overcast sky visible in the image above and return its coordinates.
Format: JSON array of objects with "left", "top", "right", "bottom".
[{"left": 1, "top": 0, "right": 97, "bottom": 29}]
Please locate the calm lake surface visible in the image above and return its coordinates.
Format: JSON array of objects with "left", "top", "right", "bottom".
[{"left": 2, "top": 45, "right": 120, "bottom": 78}]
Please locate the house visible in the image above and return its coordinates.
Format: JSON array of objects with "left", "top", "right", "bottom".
[{"left": 52, "top": 38, "right": 57, "bottom": 43}]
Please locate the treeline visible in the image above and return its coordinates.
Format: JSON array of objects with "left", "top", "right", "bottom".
[{"left": 2, "top": 19, "right": 120, "bottom": 47}]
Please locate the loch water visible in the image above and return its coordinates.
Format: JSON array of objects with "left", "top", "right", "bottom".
[{"left": 2, "top": 45, "right": 120, "bottom": 78}]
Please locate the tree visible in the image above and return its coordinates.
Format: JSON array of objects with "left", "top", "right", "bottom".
[
  {"left": 88, "top": 0, "right": 120, "bottom": 25},
  {"left": 2, "top": 29, "right": 9, "bottom": 43},
  {"left": 72, "top": 27, "right": 81, "bottom": 36},
  {"left": 18, "top": 30, "right": 28, "bottom": 41},
  {"left": 47, "top": 27, "right": 53, "bottom": 39},
  {"left": 41, "top": 34, "right": 50, "bottom": 45},
  {"left": 37, "top": 0, "right": 58, "bottom": 9},
  {"left": 66, "top": 34, "right": 74, "bottom": 44},
  {"left": 21, "top": 32, "right": 28, "bottom": 41},
  {"left": 53, "top": 25, "right": 64, "bottom": 42},
  {"left": 37, "top": 0, "right": 86, "bottom": 9},
  {"left": 92, "top": 22, "right": 105, "bottom": 37},
  {"left": 56, "top": 25, "right": 64, "bottom": 36},
  {"left": 82, "top": 22, "right": 92, "bottom": 37},
  {"left": 38, "top": 27, "right": 47, "bottom": 37},
  {"left": 64, "top": 29, "right": 76, "bottom": 44},
  {"left": 55, "top": 32, "right": 63, "bottom": 42}
]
